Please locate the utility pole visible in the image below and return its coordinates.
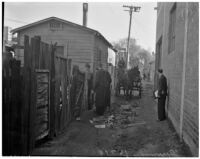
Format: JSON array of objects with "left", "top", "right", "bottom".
[{"left": 123, "top": 5, "right": 141, "bottom": 69}]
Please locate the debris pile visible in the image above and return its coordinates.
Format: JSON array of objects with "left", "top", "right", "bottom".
[{"left": 90, "top": 103, "right": 139, "bottom": 129}]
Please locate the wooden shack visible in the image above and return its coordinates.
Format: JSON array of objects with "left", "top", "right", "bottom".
[{"left": 12, "top": 16, "right": 112, "bottom": 72}]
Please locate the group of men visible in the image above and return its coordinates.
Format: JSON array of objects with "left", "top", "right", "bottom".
[{"left": 72, "top": 62, "right": 168, "bottom": 121}]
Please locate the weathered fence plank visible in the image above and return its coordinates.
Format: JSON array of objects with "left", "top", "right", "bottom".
[
  {"left": 50, "top": 44, "right": 56, "bottom": 138},
  {"left": 21, "top": 35, "right": 31, "bottom": 155},
  {"left": 3, "top": 35, "right": 73, "bottom": 155},
  {"left": 35, "top": 71, "right": 50, "bottom": 140}
]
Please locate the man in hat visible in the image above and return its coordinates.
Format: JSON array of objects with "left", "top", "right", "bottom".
[
  {"left": 85, "top": 63, "right": 93, "bottom": 110},
  {"left": 94, "top": 64, "right": 111, "bottom": 115},
  {"left": 104, "top": 68, "right": 112, "bottom": 110},
  {"left": 157, "top": 68, "right": 167, "bottom": 121}
]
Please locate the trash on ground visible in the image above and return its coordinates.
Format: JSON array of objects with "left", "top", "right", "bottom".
[
  {"left": 119, "top": 150, "right": 128, "bottom": 156},
  {"left": 95, "top": 124, "right": 106, "bottom": 128},
  {"left": 98, "top": 149, "right": 104, "bottom": 155},
  {"left": 89, "top": 120, "right": 93, "bottom": 124},
  {"left": 93, "top": 116, "right": 105, "bottom": 122},
  {"left": 124, "top": 121, "right": 146, "bottom": 128},
  {"left": 121, "top": 104, "right": 131, "bottom": 110},
  {"left": 110, "top": 150, "right": 117, "bottom": 154}
]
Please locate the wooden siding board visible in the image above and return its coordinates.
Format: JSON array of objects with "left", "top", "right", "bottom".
[{"left": 18, "top": 20, "right": 94, "bottom": 72}]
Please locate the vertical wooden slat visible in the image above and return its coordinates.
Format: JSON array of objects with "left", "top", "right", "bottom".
[
  {"left": 61, "top": 59, "right": 65, "bottom": 129},
  {"left": 39, "top": 42, "right": 42, "bottom": 69},
  {"left": 29, "top": 37, "right": 37, "bottom": 152},
  {"left": 64, "top": 59, "right": 68, "bottom": 124},
  {"left": 40, "top": 42, "right": 44, "bottom": 69},
  {"left": 50, "top": 44, "right": 56, "bottom": 138},
  {"left": 46, "top": 44, "right": 50, "bottom": 69},
  {"left": 44, "top": 43, "right": 49, "bottom": 69},
  {"left": 34, "top": 36, "right": 41, "bottom": 69},
  {"left": 54, "top": 57, "right": 59, "bottom": 136},
  {"left": 2, "top": 53, "right": 11, "bottom": 155},
  {"left": 67, "top": 59, "right": 72, "bottom": 122},
  {"left": 22, "top": 35, "right": 30, "bottom": 155}
]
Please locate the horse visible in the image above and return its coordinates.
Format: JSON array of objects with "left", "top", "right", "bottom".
[{"left": 115, "top": 70, "right": 132, "bottom": 99}]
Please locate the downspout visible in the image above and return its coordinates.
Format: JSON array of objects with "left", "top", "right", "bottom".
[{"left": 180, "top": 2, "right": 188, "bottom": 141}]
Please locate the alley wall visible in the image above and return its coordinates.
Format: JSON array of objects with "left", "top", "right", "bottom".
[{"left": 155, "top": 2, "right": 199, "bottom": 156}]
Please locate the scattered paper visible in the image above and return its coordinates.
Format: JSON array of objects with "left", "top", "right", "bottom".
[
  {"left": 95, "top": 124, "right": 106, "bottom": 128},
  {"left": 154, "top": 90, "right": 158, "bottom": 98}
]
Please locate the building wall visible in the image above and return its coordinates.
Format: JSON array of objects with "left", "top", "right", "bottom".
[
  {"left": 93, "top": 35, "right": 109, "bottom": 71},
  {"left": 182, "top": 3, "right": 199, "bottom": 155},
  {"left": 16, "top": 20, "right": 95, "bottom": 72},
  {"left": 155, "top": 2, "right": 198, "bottom": 156}
]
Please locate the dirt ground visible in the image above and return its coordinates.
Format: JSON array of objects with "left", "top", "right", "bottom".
[{"left": 31, "top": 81, "right": 192, "bottom": 157}]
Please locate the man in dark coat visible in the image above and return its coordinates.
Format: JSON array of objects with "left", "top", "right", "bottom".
[
  {"left": 105, "top": 69, "right": 112, "bottom": 110},
  {"left": 94, "top": 64, "right": 111, "bottom": 115},
  {"left": 85, "top": 63, "right": 93, "bottom": 110},
  {"left": 157, "top": 68, "right": 167, "bottom": 121}
]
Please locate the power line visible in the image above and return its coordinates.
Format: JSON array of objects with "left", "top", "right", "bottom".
[
  {"left": 5, "top": 17, "right": 28, "bottom": 24},
  {"left": 123, "top": 5, "right": 141, "bottom": 69}
]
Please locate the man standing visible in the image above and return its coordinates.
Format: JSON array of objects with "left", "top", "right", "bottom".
[
  {"left": 157, "top": 68, "right": 167, "bottom": 121},
  {"left": 94, "top": 64, "right": 111, "bottom": 115},
  {"left": 104, "top": 68, "right": 112, "bottom": 110},
  {"left": 85, "top": 63, "right": 93, "bottom": 110}
]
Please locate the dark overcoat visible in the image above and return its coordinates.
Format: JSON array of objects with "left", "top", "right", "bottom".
[
  {"left": 94, "top": 69, "right": 111, "bottom": 115},
  {"left": 158, "top": 74, "right": 167, "bottom": 120}
]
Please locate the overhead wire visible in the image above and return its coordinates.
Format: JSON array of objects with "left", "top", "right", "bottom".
[{"left": 5, "top": 17, "right": 28, "bottom": 24}]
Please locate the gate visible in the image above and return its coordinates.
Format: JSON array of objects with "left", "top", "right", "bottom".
[
  {"left": 3, "top": 35, "right": 72, "bottom": 155},
  {"left": 54, "top": 56, "right": 72, "bottom": 135},
  {"left": 35, "top": 70, "right": 50, "bottom": 140}
]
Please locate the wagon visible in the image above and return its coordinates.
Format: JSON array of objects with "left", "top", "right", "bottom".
[
  {"left": 130, "top": 77, "right": 142, "bottom": 98},
  {"left": 115, "top": 66, "right": 142, "bottom": 98}
]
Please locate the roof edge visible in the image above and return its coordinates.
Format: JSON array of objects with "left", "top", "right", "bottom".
[{"left": 11, "top": 16, "right": 112, "bottom": 48}]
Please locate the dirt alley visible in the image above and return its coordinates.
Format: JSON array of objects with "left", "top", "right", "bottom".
[{"left": 32, "top": 81, "right": 192, "bottom": 157}]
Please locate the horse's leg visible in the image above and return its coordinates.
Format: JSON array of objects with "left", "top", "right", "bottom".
[
  {"left": 128, "top": 87, "right": 131, "bottom": 99},
  {"left": 126, "top": 88, "right": 128, "bottom": 100},
  {"left": 130, "top": 85, "right": 132, "bottom": 99}
]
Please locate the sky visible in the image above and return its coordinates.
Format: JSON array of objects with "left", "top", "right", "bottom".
[{"left": 4, "top": 2, "right": 157, "bottom": 52}]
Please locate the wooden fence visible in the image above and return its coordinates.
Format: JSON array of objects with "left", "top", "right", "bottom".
[
  {"left": 54, "top": 56, "right": 72, "bottom": 135},
  {"left": 2, "top": 35, "right": 72, "bottom": 155},
  {"left": 23, "top": 36, "right": 72, "bottom": 153},
  {"left": 3, "top": 53, "right": 22, "bottom": 155}
]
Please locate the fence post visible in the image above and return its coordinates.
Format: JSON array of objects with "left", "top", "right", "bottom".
[
  {"left": 22, "top": 35, "right": 31, "bottom": 155},
  {"left": 50, "top": 44, "right": 56, "bottom": 138},
  {"left": 29, "top": 37, "right": 37, "bottom": 152}
]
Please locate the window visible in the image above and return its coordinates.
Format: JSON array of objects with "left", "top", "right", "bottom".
[
  {"left": 168, "top": 3, "right": 176, "bottom": 53},
  {"left": 49, "top": 21, "right": 63, "bottom": 31}
]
